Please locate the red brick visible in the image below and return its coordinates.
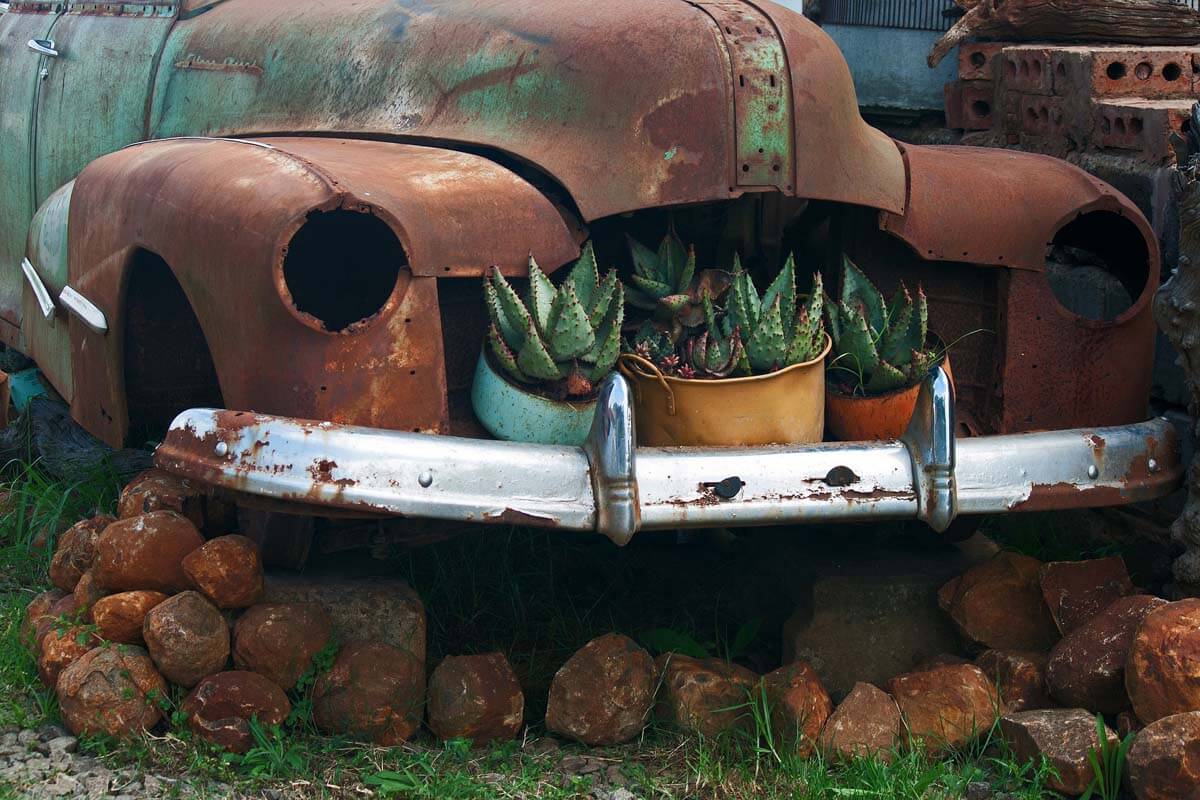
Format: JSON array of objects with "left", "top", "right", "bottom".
[
  {"left": 1020, "top": 95, "right": 1066, "bottom": 138},
  {"left": 959, "top": 43, "right": 1005, "bottom": 81},
  {"left": 1001, "top": 46, "right": 1054, "bottom": 96},
  {"left": 1053, "top": 46, "right": 1198, "bottom": 100},
  {"left": 946, "top": 81, "right": 996, "bottom": 131},
  {"left": 1095, "top": 98, "right": 1191, "bottom": 163}
]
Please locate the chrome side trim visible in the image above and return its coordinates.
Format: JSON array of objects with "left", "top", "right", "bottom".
[
  {"left": 59, "top": 285, "right": 108, "bottom": 334},
  {"left": 21, "top": 258, "right": 55, "bottom": 322}
]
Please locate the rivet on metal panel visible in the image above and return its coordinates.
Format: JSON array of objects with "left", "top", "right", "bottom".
[
  {"left": 214, "top": 441, "right": 228, "bottom": 457},
  {"left": 1087, "top": 464, "right": 1099, "bottom": 479},
  {"left": 689, "top": 0, "right": 793, "bottom": 189},
  {"left": 1148, "top": 458, "right": 1160, "bottom": 473},
  {"left": 418, "top": 470, "right": 434, "bottom": 488}
]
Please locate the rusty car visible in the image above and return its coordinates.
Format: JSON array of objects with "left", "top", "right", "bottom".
[{"left": 0, "top": 0, "right": 1183, "bottom": 554}]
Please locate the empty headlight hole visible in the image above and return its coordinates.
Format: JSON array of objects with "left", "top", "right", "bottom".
[
  {"left": 1045, "top": 211, "right": 1149, "bottom": 323},
  {"left": 281, "top": 209, "right": 406, "bottom": 332}
]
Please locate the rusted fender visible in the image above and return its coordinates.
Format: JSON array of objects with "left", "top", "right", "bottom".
[
  {"left": 882, "top": 144, "right": 1157, "bottom": 272},
  {"left": 66, "top": 137, "right": 578, "bottom": 447},
  {"left": 151, "top": 0, "right": 906, "bottom": 219},
  {"left": 880, "top": 143, "right": 1160, "bottom": 432}
]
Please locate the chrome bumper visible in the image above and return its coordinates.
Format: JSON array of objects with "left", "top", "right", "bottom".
[{"left": 155, "top": 368, "right": 1184, "bottom": 546}]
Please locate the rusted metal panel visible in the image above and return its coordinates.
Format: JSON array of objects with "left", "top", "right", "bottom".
[
  {"left": 0, "top": 5, "right": 57, "bottom": 342},
  {"left": 758, "top": 0, "right": 908, "bottom": 213},
  {"left": 145, "top": 0, "right": 908, "bottom": 221},
  {"left": 880, "top": 144, "right": 1156, "bottom": 271},
  {"left": 691, "top": 0, "right": 793, "bottom": 189},
  {"left": 66, "top": 137, "right": 577, "bottom": 447},
  {"left": 32, "top": 9, "right": 177, "bottom": 206},
  {"left": 872, "top": 144, "right": 1160, "bottom": 433}
]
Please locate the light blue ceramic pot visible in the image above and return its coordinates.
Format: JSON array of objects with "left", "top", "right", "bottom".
[{"left": 470, "top": 350, "right": 597, "bottom": 446}]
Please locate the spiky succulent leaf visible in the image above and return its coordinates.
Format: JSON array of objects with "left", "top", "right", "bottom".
[
  {"left": 585, "top": 284, "right": 624, "bottom": 378},
  {"left": 745, "top": 295, "right": 788, "bottom": 373},
  {"left": 587, "top": 270, "right": 621, "bottom": 327},
  {"left": 786, "top": 307, "right": 823, "bottom": 365},
  {"left": 841, "top": 257, "right": 887, "bottom": 333},
  {"left": 878, "top": 283, "right": 916, "bottom": 366},
  {"left": 544, "top": 283, "right": 595, "bottom": 361},
  {"left": 703, "top": 291, "right": 720, "bottom": 338},
  {"left": 625, "top": 285, "right": 658, "bottom": 311},
  {"left": 526, "top": 256, "right": 556, "bottom": 335},
  {"left": 907, "top": 285, "right": 929, "bottom": 358},
  {"left": 488, "top": 268, "right": 533, "bottom": 351},
  {"left": 565, "top": 242, "right": 600, "bottom": 311},
  {"left": 761, "top": 253, "right": 797, "bottom": 333},
  {"left": 487, "top": 324, "right": 527, "bottom": 382},
  {"left": 907, "top": 348, "right": 937, "bottom": 382},
  {"left": 515, "top": 319, "right": 564, "bottom": 381},
  {"left": 628, "top": 235, "right": 660, "bottom": 281},
  {"left": 658, "top": 230, "right": 688, "bottom": 288},
  {"left": 726, "top": 257, "right": 760, "bottom": 335},
  {"left": 834, "top": 301, "right": 881, "bottom": 382},
  {"left": 630, "top": 273, "right": 673, "bottom": 300},
  {"left": 678, "top": 246, "right": 697, "bottom": 295},
  {"left": 865, "top": 360, "right": 909, "bottom": 393},
  {"left": 804, "top": 273, "right": 824, "bottom": 338}
]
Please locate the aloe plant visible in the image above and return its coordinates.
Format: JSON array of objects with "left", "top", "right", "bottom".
[
  {"left": 825, "top": 257, "right": 937, "bottom": 395},
  {"left": 626, "top": 230, "right": 732, "bottom": 341},
  {"left": 628, "top": 252, "right": 825, "bottom": 379},
  {"left": 484, "top": 242, "right": 623, "bottom": 398},
  {"left": 724, "top": 254, "right": 825, "bottom": 374}
]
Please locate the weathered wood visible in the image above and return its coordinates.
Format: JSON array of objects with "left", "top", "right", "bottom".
[
  {"left": 1155, "top": 109, "right": 1200, "bottom": 590},
  {"left": 929, "top": 0, "right": 1200, "bottom": 67}
]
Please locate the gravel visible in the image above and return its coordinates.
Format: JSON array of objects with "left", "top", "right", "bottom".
[{"left": 0, "top": 725, "right": 233, "bottom": 799}]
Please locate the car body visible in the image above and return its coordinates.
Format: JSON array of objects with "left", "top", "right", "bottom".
[{"left": 0, "top": 0, "right": 1183, "bottom": 543}]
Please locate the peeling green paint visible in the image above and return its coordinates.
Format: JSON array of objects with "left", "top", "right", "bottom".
[{"left": 664, "top": 146, "right": 677, "bottom": 161}]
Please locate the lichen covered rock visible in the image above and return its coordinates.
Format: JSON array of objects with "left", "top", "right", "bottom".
[
  {"left": 232, "top": 602, "right": 332, "bottom": 691},
  {"left": 817, "top": 682, "right": 902, "bottom": 762},
  {"left": 974, "top": 650, "right": 1054, "bottom": 712},
  {"left": 1127, "top": 599, "right": 1200, "bottom": 724},
  {"left": 118, "top": 469, "right": 206, "bottom": 528},
  {"left": 1039, "top": 556, "right": 1134, "bottom": 634},
  {"left": 545, "top": 633, "right": 658, "bottom": 746},
  {"left": 761, "top": 661, "right": 833, "bottom": 757},
  {"left": 49, "top": 515, "right": 115, "bottom": 592},
  {"left": 427, "top": 652, "right": 524, "bottom": 744},
  {"left": 56, "top": 645, "right": 167, "bottom": 737},
  {"left": 886, "top": 663, "right": 1001, "bottom": 752},
  {"left": 312, "top": 642, "right": 425, "bottom": 745},
  {"left": 92, "top": 591, "right": 168, "bottom": 645},
  {"left": 181, "top": 671, "right": 291, "bottom": 753},
  {"left": 1126, "top": 711, "right": 1200, "bottom": 800},
  {"left": 938, "top": 552, "right": 1059, "bottom": 652},
  {"left": 657, "top": 654, "right": 758, "bottom": 738},
  {"left": 143, "top": 591, "right": 230, "bottom": 687},
  {"left": 1000, "top": 709, "right": 1118, "bottom": 796},
  {"left": 93, "top": 511, "right": 204, "bottom": 593},
  {"left": 182, "top": 535, "right": 263, "bottom": 609}
]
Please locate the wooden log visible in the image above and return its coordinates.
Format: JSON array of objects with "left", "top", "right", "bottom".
[{"left": 929, "top": 0, "right": 1200, "bottom": 68}]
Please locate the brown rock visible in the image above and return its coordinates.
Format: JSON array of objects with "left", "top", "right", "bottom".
[
  {"left": 545, "top": 633, "right": 657, "bottom": 746},
  {"left": 817, "top": 682, "right": 902, "bottom": 762},
  {"left": 33, "top": 594, "right": 82, "bottom": 657},
  {"left": 92, "top": 591, "right": 168, "bottom": 645},
  {"left": 784, "top": 554, "right": 971, "bottom": 697},
  {"left": 93, "top": 511, "right": 205, "bottom": 593},
  {"left": 914, "top": 653, "right": 970, "bottom": 672},
  {"left": 143, "top": 591, "right": 230, "bottom": 687},
  {"left": 761, "top": 661, "right": 833, "bottom": 757},
  {"left": 23, "top": 590, "right": 66, "bottom": 656},
  {"left": 658, "top": 654, "right": 758, "bottom": 738},
  {"left": 232, "top": 603, "right": 332, "bottom": 690},
  {"left": 1117, "top": 710, "right": 1143, "bottom": 738},
  {"left": 427, "top": 653, "right": 524, "bottom": 744},
  {"left": 56, "top": 645, "right": 168, "bottom": 737},
  {"left": 975, "top": 650, "right": 1054, "bottom": 712},
  {"left": 72, "top": 569, "right": 109, "bottom": 622},
  {"left": 886, "top": 664, "right": 1001, "bottom": 752},
  {"left": 938, "top": 552, "right": 1059, "bottom": 652},
  {"left": 118, "top": 468, "right": 206, "bottom": 528},
  {"left": 38, "top": 625, "right": 100, "bottom": 688},
  {"left": 1127, "top": 599, "right": 1200, "bottom": 724},
  {"left": 182, "top": 535, "right": 263, "bottom": 609},
  {"left": 1046, "top": 594, "right": 1167, "bottom": 714},
  {"left": 262, "top": 575, "right": 425, "bottom": 663},
  {"left": 49, "top": 515, "right": 115, "bottom": 592},
  {"left": 312, "top": 641, "right": 425, "bottom": 745},
  {"left": 1000, "top": 709, "right": 1119, "bottom": 795},
  {"left": 181, "top": 671, "right": 291, "bottom": 753},
  {"left": 1039, "top": 556, "right": 1134, "bottom": 634},
  {"left": 1127, "top": 711, "right": 1200, "bottom": 800}
]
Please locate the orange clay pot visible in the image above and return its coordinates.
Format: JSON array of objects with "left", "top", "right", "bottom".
[{"left": 825, "top": 350, "right": 953, "bottom": 442}]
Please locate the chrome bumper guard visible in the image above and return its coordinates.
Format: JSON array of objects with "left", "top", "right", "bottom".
[{"left": 155, "top": 368, "right": 1184, "bottom": 545}]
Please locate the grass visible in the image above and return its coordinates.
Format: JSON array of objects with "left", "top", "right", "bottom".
[{"left": 0, "top": 460, "right": 1097, "bottom": 798}]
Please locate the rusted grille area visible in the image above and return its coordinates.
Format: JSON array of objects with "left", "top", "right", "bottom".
[{"left": 820, "top": 0, "right": 959, "bottom": 31}]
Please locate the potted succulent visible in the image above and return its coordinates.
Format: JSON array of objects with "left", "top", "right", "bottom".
[
  {"left": 471, "top": 243, "right": 624, "bottom": 446},
  {"left": 619, "top": 237, "right": 830, "bottom": 447},
  {"left": 824, "top": 257, "right": 953, "bottom": 441}
]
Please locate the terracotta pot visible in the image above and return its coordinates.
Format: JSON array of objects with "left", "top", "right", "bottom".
[
  {"left": 617, "top": 334, "right": 830, "bottom": 447},
  {"left": 825, "top": 348, "right": 953, "bottom": 442}
]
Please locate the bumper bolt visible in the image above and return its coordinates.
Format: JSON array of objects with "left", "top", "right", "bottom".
[
  {"left": 1087, "top": 464, "right": 1099, "bottom": 479},
  {"left": 214, "top": 441, "right": 228, "bottom": 457},
  {"left": 418, "top": 470, "right": 434, "bottom": 488}
]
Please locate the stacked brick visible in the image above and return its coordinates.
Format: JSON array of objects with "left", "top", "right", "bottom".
[{"left": 945, "top": 42, "right": 1198, "bottom": 164}]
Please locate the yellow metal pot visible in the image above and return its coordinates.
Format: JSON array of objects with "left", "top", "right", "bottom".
[{"left": 617, "top": 334, "right": 831, "bottom": 447}]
